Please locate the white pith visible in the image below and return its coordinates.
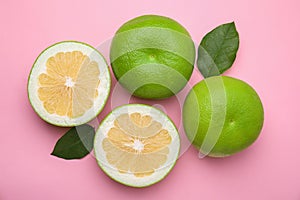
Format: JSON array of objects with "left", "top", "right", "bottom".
[
  {"left": 64, "top": 76, "right": 75, "bottom": 88},
  {"left": 133, "top": 139, "right": 144, "bottom": 152}
]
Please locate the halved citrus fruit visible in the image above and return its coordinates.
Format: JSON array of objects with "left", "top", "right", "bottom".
[
  {"left": 94, "top": 104, "right": 180, "bottom": 187},
  {"left": 27, "top": 41, "right": 111, "bottom": 126}
]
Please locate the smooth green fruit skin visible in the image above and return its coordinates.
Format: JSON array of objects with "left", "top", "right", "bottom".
[
  {"left": 183, "top": 76, "right": 264, "bottom": 157},
  {"left": 110, "top": 15, "right": 195, "bottom": 99}
]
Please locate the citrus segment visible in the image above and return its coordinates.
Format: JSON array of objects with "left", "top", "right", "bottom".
[{"left": 114, "top": 113, "right": 163, "bottom": 137}]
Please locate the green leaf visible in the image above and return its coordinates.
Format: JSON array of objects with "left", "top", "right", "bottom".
[
  {"left": 197, "top": 22, "right": 239, "bottom": 78},
  {"left": 51, "top": 124, "right": 95, "bottom": 160}
]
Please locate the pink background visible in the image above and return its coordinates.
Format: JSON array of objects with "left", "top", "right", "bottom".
[{"left": 1, "top": 0, "right": 300, "bottom": 199}]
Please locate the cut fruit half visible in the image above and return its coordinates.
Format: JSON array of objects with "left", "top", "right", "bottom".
[
  {"left": 94, "top": 104, "right": 180, "bottom": 187},
  {"left": 27, "top": 41, "right": 111, "bottom": 126}
]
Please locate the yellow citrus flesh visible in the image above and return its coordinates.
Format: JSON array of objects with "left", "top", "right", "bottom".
[
  {"left": 102, "top": 113, "right": 172, "bottom": 177},
  {"left": 37, "top": 51, "right": 100, "bottom": 118}
]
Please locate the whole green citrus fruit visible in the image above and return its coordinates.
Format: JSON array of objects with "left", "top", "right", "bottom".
[
  {"left": 183, "top": 76, "right": 264, "bottom": 157},
  {"left": 110, "top": 15, "right": 195, "bottom": 99}
]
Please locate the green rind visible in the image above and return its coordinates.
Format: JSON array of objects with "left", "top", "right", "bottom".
[
  {"left": 27, "top": 40, "right": 111, "bottom": 127},
  {"left": 183, "top": 76, "right": 264, "bottom": 157},
  {"left": 115, "top": 15, "right": 191, "bottom": 36},
  {"left": 94, "top": 103, "right": 180, "bottom": 188},
  {"left": 110, "top": 15, "right": 195, "bottom": 99}
]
